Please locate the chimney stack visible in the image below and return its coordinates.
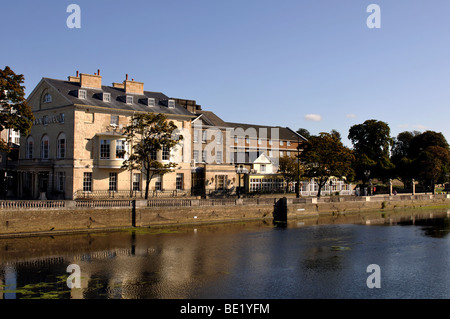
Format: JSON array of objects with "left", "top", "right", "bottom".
[
  {"left": 68, "top": 70, "right": 80, "bottom": 82},
  {"left": 80, "top": 72, "right": 102, "bottom": 89}
]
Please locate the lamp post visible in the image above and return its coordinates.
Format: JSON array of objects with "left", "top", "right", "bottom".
[
  {"left": 364, "top": 170, "right": 370, "bottom": 196},
  {"left": 235, "top": 165, "right": 248, "bottom": 199},
  {"left": 296, "top": 144, "right": 303, "bottom": 198}
]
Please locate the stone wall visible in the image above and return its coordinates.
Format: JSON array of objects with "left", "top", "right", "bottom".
[{"left": 0, "top": 194, "right": 449, "bottom": 237}]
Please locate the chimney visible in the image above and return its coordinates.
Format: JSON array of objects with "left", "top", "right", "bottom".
[
  {"left": 68, "top": 70, "right": 80, "bottom": 82},
  {"left": 80, "top": 72, "right": 102, "bottom": 89},
  {"left": 124, "top": 75, "right": 144, "bottom": 95}
]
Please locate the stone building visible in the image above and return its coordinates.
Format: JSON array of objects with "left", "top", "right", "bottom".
[{"left": 16, "top": 71, "right": 195, "bottom": 199}]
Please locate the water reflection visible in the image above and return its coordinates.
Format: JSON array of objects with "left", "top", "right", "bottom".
[{"left": 0, "top": 209, "right": 449, "bottom": 299}]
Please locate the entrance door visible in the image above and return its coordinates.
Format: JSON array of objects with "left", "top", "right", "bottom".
[{"left": 39, "top": 171, "right": 49, "bottom": 199}]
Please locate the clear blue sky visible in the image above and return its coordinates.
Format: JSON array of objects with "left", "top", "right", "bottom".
[{"left": 2, "top": 0, "right": 450, "bottom": 146}]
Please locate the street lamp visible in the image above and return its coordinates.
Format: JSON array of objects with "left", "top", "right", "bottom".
[
  {"left": 296, "top": 144, "right": 303, "bottom": 198},
  {"left": 235, "top": 165, "right": 248, "bottom": 199},
  {"left": 364, "top": 170, "right": 370, "bottom": 196}
]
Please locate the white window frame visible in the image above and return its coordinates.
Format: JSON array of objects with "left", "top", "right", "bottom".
[
  {"left": 78, "top": 89, "right": 87, "bottom": 99},
  {"left": 102, "top": 93, "right": 111, "bottom": 102},
  {"left": 126, "top": 95, "right": 133, "bottom": 104}
]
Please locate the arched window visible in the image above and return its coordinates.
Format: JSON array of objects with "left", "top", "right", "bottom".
[
  {"left": 41, "top": 135, "right": 50, "bottom": 159},
  {"left": 26, "top": 136, "right": 34, "bottom": 159},
  {"left": 57, "top": 133, "right": 66, "bottom": 159},
  {"left": 43, "top": 93, "right": 52, "bottom": 103}
]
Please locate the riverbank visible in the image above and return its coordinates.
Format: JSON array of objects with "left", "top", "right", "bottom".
[{"left": 0, "top": 194, "right": 449, "bottom": 238}]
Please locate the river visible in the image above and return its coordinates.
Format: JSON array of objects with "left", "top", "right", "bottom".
[{"left": 0, "top": 208, "right": 449, "bottom": 299}]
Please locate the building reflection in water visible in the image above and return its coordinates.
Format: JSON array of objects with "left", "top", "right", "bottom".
[{"left": 0, "top": 210, "right": 449, "bottom": 299}]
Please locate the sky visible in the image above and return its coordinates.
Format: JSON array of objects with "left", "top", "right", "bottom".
[{"left": 2, "top": 0, "right": 450, "bottom": 147}]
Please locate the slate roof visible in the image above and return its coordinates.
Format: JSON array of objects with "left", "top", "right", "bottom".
[
  {"left": 194, "top": 110, "right": 307, "bottom": 141},
  {"left": 42, "top": 78, "right": 195, "bottom": 117}
]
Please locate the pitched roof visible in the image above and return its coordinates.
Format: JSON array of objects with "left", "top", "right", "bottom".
[
  {"left": 42, "top": 78, "right": 195, "bottom": 117},
  {"left": 225, "top": 121, "right": 306, "bottom": 141},
  {"left": 191, "top": 109, "right": 307, "bottom": 142}
]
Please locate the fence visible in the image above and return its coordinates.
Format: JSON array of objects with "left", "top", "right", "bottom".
[
  {"left": 0, "top": 200, "right": 66, "bottom": 209},
  {"left": 74, "top": 189, "right": 190, "bottom": 200},
  {"left": 1, "top": 193, "right": 449, "bottom": 210}
]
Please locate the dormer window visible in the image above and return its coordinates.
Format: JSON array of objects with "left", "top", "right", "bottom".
[
  {"left": 147, "top": 98, "right": 155, "bottom": 107},
  {"left": 102, "top": 93, "right": 111, "bottom": 102},
  {"left": 168, "top": 99, "right": 175, "bottom": 108},
  {"left": 78, "top": 89, "right": 87, "bottom": 99},
  {"left": 43, "top": 93, "right": 52, "bottom": 103},
  {"left": 126, "top": 95, "right": 133, "bottom": 104}
]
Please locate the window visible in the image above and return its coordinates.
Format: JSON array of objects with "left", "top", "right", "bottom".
[
  {"left": 245, "top": 137, "right": 250, "bottom": 144},
  {"left": 116, "top": 140, "right": 126, "bottom": 159},
  {"left": 109, "top": 172, "right": 117, "bottom": 191},
  {"left": 57, "top": 133, "right": 66, "bottom": 159},
  {"left": 26, "top": 137, "right": 34, "bottom": 159},
  {"left": 102, "top": 93, "right": 111, "bottom": 102},
  {"left": 83, "top": 172, "right": 92, "bottom": 192},
  {"left": 280, "top": 151, "right": 284, "bottom": 157},
  {"left": 132, "top": 173, "right": 141, "bottom": 191},
  {"left": 234, "top": 136, "right": 239, "bottom": 144},
  {"left": 41, "top": 135, "right": 49, "bottom": 159},
  {"left": 216, "top": 151, "right": 222, "bottom": 164},
  {"left": 193, "top": 150, "right": 199, "bottom": 162},
  {"left": 287, "top": 141, "right": 291, "bottom": 146},
  {"left": 216, "top": 131, "right": 222, "bottom": 144},
  {"left": 202, "top": 150, "right": 207, "bottom": 163},
  {"left": 287, "top": 151, "right": 291, "bottom": 156},
  {"left": 202, "top": 130, "right": 207, "bottom": 143},
  {"left": 269, "top": 139, "right": 273, "bottom": 146},
  {"left": 126, "top": 95, "right": 133, "bottom": 104},
  {"left": 43, "top": 93, "right": 52, "bottom": 103},
  {"left": 150, "top": 147, "right": 157, "bottom": 160},
  {"left": 155, "top": 175, "right": 162, "bottom": 191},
  {"left": 58, "top": 172, "right": 65, "bottom": 192},
  {"left": 168, "top": 100, "right": 175, "bottom": 108},
  {"left": 176, "top": 173, "right": 183, "bottom": 190},
  {"left": 78, "top": 89, "right": 87, "bottom": 99},
  {"left": 193, "top": 130, "right": 199, "bottom": 143},
  {"left": 147, "top": 98, "right": 155, "bottom": 107},
  {"left": 59, "top": 113, "right": 65, "bottom": 124},
  {"left": 261, "top": 164, "right": 266, "bottom": 173},
  {"left": 100, "top": 139, "right": 110, "bottom": 159},
  {"left": 258, "top": 138, "right": 262, "bottom": 145},
  {"left": 280, "top": 140, "right": 284, "bottom": 146},
  {"left": 216, "top": 175, "right": 226, "bottom": 190},
  {"left": 110, "top": 115, "right": 119, "bottom": 126},
  {"left": 162, "top": 145, "right": 170, "bottom": 161}
]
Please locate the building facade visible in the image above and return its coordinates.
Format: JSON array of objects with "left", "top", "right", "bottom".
[{"left": 17, "top": 71, "right": 195, "bottom": 199}]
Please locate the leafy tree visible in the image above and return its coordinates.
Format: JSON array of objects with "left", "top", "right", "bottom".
[
  {"left": 278, "top": 155, "right": 302, "bottom": 193},
  {"left": 296, "top": 128, "right": 311, "bottom": 140},
  {"left": 391, "top": 131, "right": 420, "bottom": 187},
  {"left": 415, "top": 145, "right": 450, "bottom": 193},
  {"left": 348, "top": 119, "right": 393, "bottom": 182},
  {"left": 121, "top": 113, "right": 183, "bottom": 199},
  {"left": 391, "top": 130, "right": 450, "bottom": 192},
  {"left": 0, "top": 66, "right": 34, "bottom": 151},
  {"left": 301, "top": 132, "right": 355, "bottom": 198}
]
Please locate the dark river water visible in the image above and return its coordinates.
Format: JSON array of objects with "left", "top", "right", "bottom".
[{"left": 0, "top": 208, "right": 449, "bottom": 299}]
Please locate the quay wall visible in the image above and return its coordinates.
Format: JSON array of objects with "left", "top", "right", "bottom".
[{"left": 0, "top": 194, "right": 449, "bottom": 237}]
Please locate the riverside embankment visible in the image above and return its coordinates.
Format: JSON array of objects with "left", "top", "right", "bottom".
[{"left": 1, "top": 194, "right": 450, "bottom": 237}]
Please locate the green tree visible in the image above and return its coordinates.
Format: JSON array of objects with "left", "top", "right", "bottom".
[
  {"left": 391, "top": 131, "right": 420, "bottom": 188},
  {"left": 391, "top": 130, "right": 450, "bottom": 193},
  {"left": 121, "top": 113, "right": 183, "bottom": 199},
  {"left": 302, "top": 132, "right": 355, "bottom": 198},
  {"left": 348, "top": 119, "right": 393, "bottom": 182},
  {"left": 278, "top": 155, "right": 302, "bottom": 193},
  {"left": 296, "top": 128, "right": 311, "bottom": 140},
  {"left": 416, "top": 145, "right": 450, "bottom": 193},
  {"left": 0, "top": 66, "right": 34, "bottom": 151}
]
